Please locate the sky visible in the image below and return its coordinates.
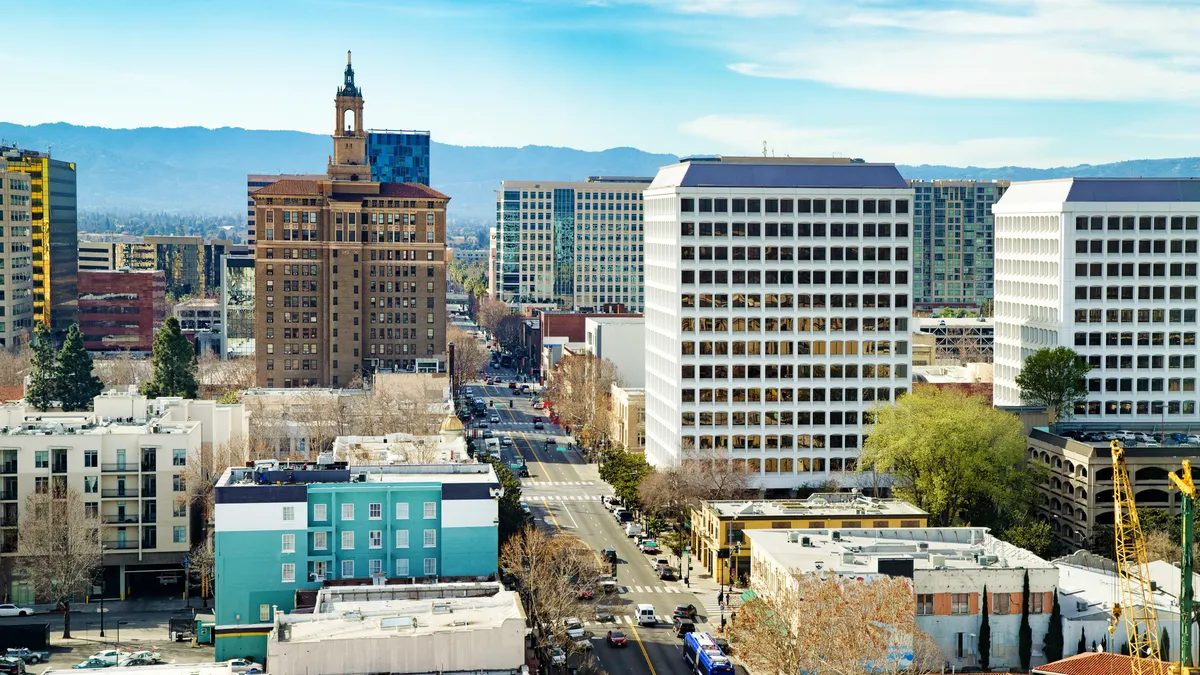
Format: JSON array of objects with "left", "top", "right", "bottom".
[{"left": 5, "top": 0, "right": 1200, "bottom": 168}]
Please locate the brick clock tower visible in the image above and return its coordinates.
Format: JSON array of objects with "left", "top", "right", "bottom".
[{"left": 328, "top": 50, "right": 368, "bottom": 181}]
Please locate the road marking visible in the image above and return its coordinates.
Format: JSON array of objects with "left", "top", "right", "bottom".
[
  {"left": 626, "top": 622, "right": 658, "bottom": 675},
  {"left": 559, "top": 499, "right": 579, "bottom": 530}
]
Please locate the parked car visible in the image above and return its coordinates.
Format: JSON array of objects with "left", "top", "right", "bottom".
[
  {"left": 1188, "top": 434, "right": 1200, "bottom": 445},
  {"left": 654, "top": 558, "right": 670, "bottom": 571},
  {"left": 0, "top": 605, "right": 33, "bottom": 617},
  {"left": 606, "top": 630, "right": 628, "bottom": 647},
  {"left": 577, "top": 585, "right": 595, "bottom": 600},
  {"left": 550, "top": 648, "right": 566, "bottom": 666},
  {"left": 639, "top": 539, "right": 660, "bottom": 554},
  {"left": 573, "top": 637, "right": 593, "bottom": 652},
  {"left": 88, "top": 650, "right": 130, "bottom": 666},
  {"left": 565, "top": 618, "right": 585, "bottom": 639},
  {"left": 72, "top": 659, "right": 108, "bottom": 670},
  {"left": 625, "top": 522, "right": 642, "bottom": 537},
  {"left": 117, "top": 658, "right": 157, "bottom": 667},
  {"left": 659, "top": 566, "right": 676, "bottom": 581},
  {"left": 0, "top": 658, "right": 25, "bottom": 675},
  {"left": 227, "top": 659, "right": 264, "bottom": 674},
  {"left": 5, "top": 649, "right": 48, "bottom": 665},
  {"left": 674, "top": 604, "right": 698, "bottom": 621}
]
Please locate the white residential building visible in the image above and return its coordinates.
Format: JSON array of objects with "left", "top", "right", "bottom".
[
  {"left": 642, "top": 158, "right": 914, "bottom": 487},
  {"left": 492, "top": 178, "right": 651, "bottom": 312},
  {"left": 584, "top": 316, "right": 645, "bottom": 387},
  {"left": 993, "top": 179, "right": 1200, "bottom": 419},
  {"left": 0, "top": 392, "right": 248, "bottom": 603}
]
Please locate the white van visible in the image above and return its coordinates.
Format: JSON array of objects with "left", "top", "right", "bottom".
[
  {"left": 484, "top": 438, "right": 501, "bottom": 456},
  {"left": 625, "top": 522, "right": 643, "bottom": 538},
  {"left": 636, "top": 603, "right": 657, "bottom": 626}
]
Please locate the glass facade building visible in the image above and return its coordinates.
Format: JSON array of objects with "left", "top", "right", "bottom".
[
  {"left": 910, "top": 180, "right": 1008, "bottom": 311},
  {"left": 367, "top": 130, "right": 431, "bottom": 185},
  {"left": 220, "top": 255, "right": 255, "bottom": 358}
]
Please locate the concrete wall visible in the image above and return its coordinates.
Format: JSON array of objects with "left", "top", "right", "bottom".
[{"left": 585, "top": 318, "right": 646, "bottom": 388}]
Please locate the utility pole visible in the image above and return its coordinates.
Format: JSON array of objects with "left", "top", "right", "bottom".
[{"left": 1170, "top": 460, "right": 1196, "bottom": 673}]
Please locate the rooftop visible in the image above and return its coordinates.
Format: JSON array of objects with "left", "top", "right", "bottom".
[
  {"left": 253, "top": 179, "right": 324, "bottom": 196},
  {"left": 745, "top": 527, "right": 1054, "bottom": 575},
  {"left": 218, "top": 460, "right": 499, "bottom": 488},
  {"left": 916, "top": 317, "right": 994, "bottom": 328},
  {"left": 650, "top": 158, "right": 909, "bottom": 191},
  {"left": 1034, "top": 653, "right": 1171, "bottom": 675},
  {"left": 703, "top": 493, "right": 928, "bottom": 520},
  {"left": 45, "top": 665, "right": 243, "bottom": 675},
  {"left": 1054, "top": 560, "right": 1182, "bottom": 621},
  {"left": 995, "top": 178, "right": 1200, "bottom": 213},
  {"left": 913, "top": 364, "right": 993, "bottom": 385}
]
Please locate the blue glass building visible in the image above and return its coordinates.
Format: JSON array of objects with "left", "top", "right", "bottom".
[{"left": 367, "top": 130, "right": 431, "bottom": 185}]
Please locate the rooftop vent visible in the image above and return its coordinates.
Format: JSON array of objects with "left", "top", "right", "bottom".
[
  {"left": 431, "top": 602, "right": 452, "bottom": 614},
  {"left": 832, "top": 530, "right": 841, "bottom": 542},
  {"left": 930, "top": 554, "right": 946, "bottom": 568}
]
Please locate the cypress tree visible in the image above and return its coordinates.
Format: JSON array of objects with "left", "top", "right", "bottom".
[
  {"left": 26, "top": 322, "right": 57, "bottom": 411},
  {"left": 1077, "top": 627, "right": 1087, "bottom": 655},
  {"left": 1043, "top": 587, "right": 1064, "bottom": 663},
  {"left": 56, "top": 324, "right": 103, "bottom": 411},
  {"left": 1161, "top": 626, "right": 1171, "bottom": 661},
  {"left": 979, "top": 586, "right": 991, "bottom": 671},
  {"left": 142, "top": 317, "right": 198, "bottom": 399},
  {"left": 1019, "top": 570, "right": 1033, "bottom": 670}
]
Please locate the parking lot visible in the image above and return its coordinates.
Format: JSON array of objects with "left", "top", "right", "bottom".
[
  {"left": 1, "top": 617, "right": 216, "bottom": 673},
  {"left": 1060, "top": 429, "right": 1200, "bottom": 447}
]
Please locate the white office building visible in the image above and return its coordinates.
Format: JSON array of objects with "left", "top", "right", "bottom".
[
  {"left": 492, "top": 178, "right": 651, "bottom": 312},
  {"left": 643, "top": 158, "right": 915, "bottom": 488},
  {"left": 993, "top": 179, "right": 1200, "bottom": 420}
]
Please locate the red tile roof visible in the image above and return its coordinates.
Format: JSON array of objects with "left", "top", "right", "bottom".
[
  {"left": 1034, "top": 653, "right": 1171, "bottom": 675},
  {"left": 0, "top": 386, "right": 24, "bottom": 402},
  {"left": 377, "top": 183, "right": 450, "bottom": 200},
  {"left": 252, "top": 179, "right": 324, "bottom": 196}
]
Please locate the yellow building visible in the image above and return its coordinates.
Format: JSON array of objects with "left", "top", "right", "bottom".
[
  {"left": 689, "top": 493, "right": 929, "bottom": 585},
  {"left": 0, "top": 146, "right": 77, "bottom": 339}
]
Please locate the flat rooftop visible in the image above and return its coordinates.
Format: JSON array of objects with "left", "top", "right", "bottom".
[
  {"left": 651, "top": 159, "right": 909, "bottom": 190},
  {"left": 219, "top": 462, "right": 498, "bottom": 488},
  {"left": 45, "top": 665, "right": 238, "bottom": 675},
  {"left": 916, "top": 317, "right": 994, "bottom": 329},
  {"left": 745, "top": 527, "right": 1054, "bottom": 575},
  {"left": 703, "top": 493, "right": 928, "bottom": 520},
  {"left": 278, "top": 589, "right": 524, "bottom": 643}
]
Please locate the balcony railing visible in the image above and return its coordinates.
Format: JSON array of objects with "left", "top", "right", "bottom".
[
  {"left": 102, "top": 539, "right": 138, "bottom": 550},
  {"left": 0, "top": 491, "right": 17, "bottom": 501},
  {"left": 0, "top": 463, "right": 16, "bottom": 475},
  {"left": 141, "top": 515, "right": 156, "bottom": 524},
  {"left": 101, "top": 515, "right": 140, "bottom": 525},
  {"left": 101, "top": 489, "right": 138, "bottom": 498},
  {"left": 101, "top": 463, "right": 138, "bottom": 473}
]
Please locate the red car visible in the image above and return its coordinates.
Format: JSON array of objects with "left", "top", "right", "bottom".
[
  {"left": 606, "top": 630, "right": 627, "bottom": 647},
  {"left": 577, "top": 586, "right": 594, "bottom": 600}
]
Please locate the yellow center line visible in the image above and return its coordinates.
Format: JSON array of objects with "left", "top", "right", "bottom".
[
  {"left": 626, "top": 623, "right": 658, "bottom": 675},
  {"left": 515, "top": 430, "right": 549, "bottom": 484}
]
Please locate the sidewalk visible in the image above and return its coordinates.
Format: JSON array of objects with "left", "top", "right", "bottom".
[{"left": 35, "top": 597, "right": 211, "bottom": 615}]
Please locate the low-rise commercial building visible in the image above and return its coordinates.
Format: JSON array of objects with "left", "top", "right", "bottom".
[
  {"left": 610, "top": 384, "right": 645, "bottom": 453},
  {"left": 916, "top": 317, "right": 994, "bottom": 364},
  {"left": 78, "top": 270, "right": 167, "bottom": 352},
  {"left": 174, "top": 298, "right": 221, "bottom": 333},
  {"left": 268, "top": 582, "right": 525, "bottom": 675},
  {"left": 450, "top": 248, "right": 488, "bottom": 265},
  {"left": 746, "top": 526, "right": 1057, "bottom": 670},
  {"left": 690, "top": 494, "right": 929, "bottom": 585}
]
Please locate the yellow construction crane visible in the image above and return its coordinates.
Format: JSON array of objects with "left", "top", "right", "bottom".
[{"left": 1111, "top": 439, "right": 1162, "bottom": 673}]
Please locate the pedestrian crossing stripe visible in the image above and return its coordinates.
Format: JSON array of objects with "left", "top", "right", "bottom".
[
  {"left": 520, "top": 481, "right": 596, "bottom": 486},
  {"left": 525, "top": 495, "right": 604, "bottom": 501},
  {"left": 583, "top": 615, "right": 668, "bottom": 628},
  {"left": 617, "top": 585, "right": 682, "bottom": 594}
]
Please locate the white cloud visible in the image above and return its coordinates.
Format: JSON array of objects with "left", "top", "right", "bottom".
[{"left": 679, "top": 114, "right": 1078, "bottom": 167}]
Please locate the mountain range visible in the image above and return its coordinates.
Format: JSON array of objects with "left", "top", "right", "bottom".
[{"left": 5, "top": 122, "right": 1200, "bottom": 225}]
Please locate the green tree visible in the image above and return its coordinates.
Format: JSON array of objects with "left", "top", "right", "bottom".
[
  {"left": 1002, "top": 521, "right": 1055, "bottom": 559},
  {"left": 26, "top": 322, "right": 57, "bottom": 411},
  {"left": 1161, "top": 626, "right": 1171, "bottom": 661},
  {"left": 979, "top": 586, "right": 991, "bottom": 670},
  {"left": 859, "top": 387, "right": 1039, "bottom": 528},
  {"left": 484, "top": 456, "right": 524, "bottom": 543},
  {"left": 1015, "top": 346, "right": 1091, "bottom": 420},
  {"left": 599, "top": 449, "right": 651, "bottom": 506},
  {"left": 1019, "top": 571, "right": 1033, "bottom": 670},
  {"left": 1043, "top": 587, "right": 1063, "bottom": 663},
  {"left": 1076, "top": 627, "right": 1087, "bottom": 655},
  {"left": 141, "top": 317, "right": 198, "bottom": 399},
  {"left": 55, "top": 325, "right": 103, "bottom": 412}
]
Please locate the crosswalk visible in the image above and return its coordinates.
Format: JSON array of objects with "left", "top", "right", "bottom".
[
  {"left": 619, "top": 585, "right": 683, "bottom": 594},
  {"left": 525, "top": 495, "right": 604, "bottom": 502},
  {"left": 582, "top": 614, "right": 667, "bottom": 628},
  {"left": 521, "top": 480, "right": 596, "bottom": 486}
]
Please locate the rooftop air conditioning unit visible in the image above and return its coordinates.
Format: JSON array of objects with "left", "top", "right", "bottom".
[
  {"left": 918, "top": 542, "right": 929, "bottom": 551},
  {"left": 930, "top": 554, "right": 946, "bottom": 568},
  {"left": 831, "top": 531, "right": 841, "bottom": 542},
  {"left": 788, "top": 531, "right": 801, "bottom": 543},
  {"left": 801, "top": 536, "right": 812, "bottom": 547}
]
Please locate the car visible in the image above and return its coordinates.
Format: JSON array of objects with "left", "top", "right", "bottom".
[
  {"left": 0, "top": 605, "right": 32, "bottom": 617},
  {"left": 501, "top": 436, "right": 514, "bottom": 446},
  {"left": 483, "top": 429, "right": 494, "bottom": 438},
  {"left": 533, "top": 421, "right": 544, "bottom": 430},
  {"left": 126, "top": 651, "right": 160, "bottom": 664},
  {"left": 565, "top": 618, "right": 585, "bottom": 639},
  {"left": 672, "top": 616, "right": 696, "bottom": 638},
  {"left": 533, "top": 401, "right": 545, "bottom": 409},
  {"left": 512, "top": 389, "right": 522, "bottom": 396},
  {"left": 659, "top": 567, "right": 676, "bottom": 581},
  {"left": 550, "top": 648, "right": 566, "bottom": 666},
  {"left": 5, "top": 650, "right": 48, "bottom": 665},
  {"left": 639, "top": 540, "right": 660, "bottom": 554},
  {"left": 573, "top": 637, "right": 594, "bottom": 652},
  {"left": 227, "top": 659, "right": 264, "bottom": 674},
  {"left": 490, "top": 415, "right": 500, "bottom": 424},
  {"left": 88, "top": 650, "right": 130, "bottom": 666},
  {"left": 1189, "top": 435, "right": 1200, "bottom": 445},
  {"left": 654, "top": 558, "right": 670, "bottom": 570},
  {"left": 515, "top": 465, "right": 530, "bottom": 478},
  {"left": 476, "top": 420, "right": 489, "bottom": 429},
  {"left": 545, "top": 437, "right": 556, "bottom": 446},
  {"left": 117, "top": 658, "right": 156, "bottom": 667},
  {"left": 72, "top": 659, "right": 109, "bottom": 670},
  {"left": 606, "top": 630, "right": 628, "bottom": 647},
  {"left": 577, "top": 586, "right": 595, "bottom": 600},
  {"left": 521, "top": 503, "right": 532, "bottom": 520},
  {"left": 509, "top": 382, "right": 517, "bottom": 389},
  {"left": 601, "top": 548, "right": 617, "bottom": 564},
  {"left": 0, "top": 658, "right": 25, "bottom": 675},
  {"left": 674, "top": 604, "right": 698, "bottom": 621}
]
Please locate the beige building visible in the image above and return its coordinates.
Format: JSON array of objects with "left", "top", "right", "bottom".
[
  {"left": 0, "top": 159, "right": 34, "bottom": 347},
  {"left": 247, "top": 174, "right": 324, "bottom": 250},
  {"left": 252, "top": 55, "right": 449, "bottom": 387},
  {"left": 610, "top": 384, "right": 645, "bottom": 453},
  {"left": 174, "top": 297, "right": 221, "bottom": 332}
]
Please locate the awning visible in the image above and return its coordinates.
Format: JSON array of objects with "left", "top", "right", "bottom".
[{"left": 740, "top": 589, "right": 758, "bottom": 602}]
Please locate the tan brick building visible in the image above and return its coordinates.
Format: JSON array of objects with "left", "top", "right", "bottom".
[{"left": 252, "top": 53, "right": 449, "bottom": 387}]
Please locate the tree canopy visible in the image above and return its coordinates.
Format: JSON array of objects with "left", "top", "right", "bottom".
[
  {"left": 859, "top": 386, "right": 1039, "bottom": 528},
  {"left": 26, "top": 322, "right": 56, "bottom": 411},
  {"left": 1015, "top": 346, "right": 1091, "bottom": 420},
  {"left": 599, "top": 448, "right": 651, "bottom": 506},
  {"left": 142, "top": 316, "right": 198, "bottom": 399},
  {"left": 56, "top": 325, "right": 103, "bottom": 411}
]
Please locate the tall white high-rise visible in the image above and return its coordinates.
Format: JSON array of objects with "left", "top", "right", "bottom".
[
  {"left": 643, "top": 158, "right": 915, "bottom": 488},
  {"left": 993, "top": 178, "right": 1200, "bottom": 420}
]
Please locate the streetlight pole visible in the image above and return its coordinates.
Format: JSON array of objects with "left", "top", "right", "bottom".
[{"left": 99, "top": 545, "right": 106, "bottom": 638}]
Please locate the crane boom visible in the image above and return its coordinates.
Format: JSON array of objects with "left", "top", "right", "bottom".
[{"left": 1111, "top": 439, "right": 1162, "bottom": 673}]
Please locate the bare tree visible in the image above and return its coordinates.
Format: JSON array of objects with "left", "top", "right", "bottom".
[
  {"left": 637, "top": 450, "right": 753, "bottom": 525},
  {"left": 0, "top": 344, "right": 31, "bottom": 388},
  {"left": 495, "top": 315, "right": 524, "bottom": 355},
  {"left": 197, "top": 353, "right": 254, "bottom": 399},
  {"left": 543, "top": 354, "right": 621, "bottom": 455},
  {"left": 18, "top": 487, "right": 101, "bottom": 638},
  {"left": 95, "top": 352, "right": 152, "bottom": 391},
  {"left": 181, "top": 436, "right": 253, "bottom": 527},
  {"left": 477, "top": 297, "right": 510, "bottom": 336},
  {"left": 187, "top": 538, "right": 215, "bottom": 607},
  {"left": 732, "top": 573, "right": 943, "bottom": 675},
  {"left": 448, "top": 326, "right": 488, "bottom": 392}
]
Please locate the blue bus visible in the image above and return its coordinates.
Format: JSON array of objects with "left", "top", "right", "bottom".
[{"left": 683, "top": 632, "right": 734, "bottom": 675}]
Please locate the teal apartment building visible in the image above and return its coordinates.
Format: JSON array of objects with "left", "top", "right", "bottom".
[{"left": 212, "top": 461, "right": 501, "bottom": 661}]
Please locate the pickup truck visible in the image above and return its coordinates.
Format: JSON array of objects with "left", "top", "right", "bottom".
[{"left": 4, "top": 649, "right": 48, "bottom": 665}]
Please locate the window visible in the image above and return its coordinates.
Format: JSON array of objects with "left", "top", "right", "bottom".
[
  {"left": 993, "top": 593, "right": 1010, "bottom": 614},
  {"left": 281, "top": 534, "right": 295, "bottom": 553},
  {"left": 341, "top": 560, "right": 355, "bottom": 579},
  {"left": 282, "top": 506, "right": 295, "bottom": 522},
  {"left": 84, "top": 476, "right": 98, "bottom": 494},
  {"left": 396, "top": 529, "right": 410, "bottom": 548},
  {"left": 34, "top": 451, "right": 47, "bottom": 468},
  {"left": 84, "top": 450, "right": 98, "bottom": 468},
  {"left": 314, "top": 503, "right": 327, "bottom": 521},
  {"left": 370, "top": 530, "right": 383, "bottom": 549},
  {"left": 342, "top": 503, "right": 354, "bottom": 520},
  {"left": 951, "top": 593, "right": 969, "bottom": 615},
  {"left": 424, "top": 529, "right": 437, "bottom": 547},
  {"left": 369, "top": 502, "right": 382, "bottom": 520},
  {"left": 172, "top": 449, "right": 186, "bottom": 466},
  {"left": 314, "top": 531, "right": 327, "bottom": 550},
  {"left": 282, "top": 563, "right": 296, "bottom": 583},
  {"left": 424, "top": 558, "right": 437, "bottom": 576},
  {"left": 341, "top": 531, "right": 354, "bottom": 549},
  {"left": 917, "top": 594, "right": 934, "bottom": 615},
  {"left": 173, "top": 526, "right": 186, "bottom": 543},
  {"left": 369, "top": 559, "right": 383, "bottom": 575},
  {"left": 424, "top": 502, "right": 437, "bottom": 519},
  {"left": 173, "top": 475, "right": 185, "bottom": 492},
  {"left": 1031, "top": 593, "right": 1045, "bottom": 614},
  {"left": 260, "top": 604, "right": 272, "bottom": 622},
  {"left": 396, "top": 558, "right": 410, "bottom": 576}
]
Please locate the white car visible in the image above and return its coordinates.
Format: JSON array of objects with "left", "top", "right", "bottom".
[
  {"left": 490, "top": 415, "right": 500, "bottom": 424},
  {"left": 1187, "top": 435, "right": 1200, "bottom": 445},
  {"left": 501, "top": 436, "right": 514, "bottom": 446},
  {"left": 89, "top": 650, "right": 131, "bottom": 665},
  {"left": 227, "top": 659, "right": 264, "bottom": 673},
  {"left": 550, "top": 648, "right": 566, "bottom": 666},
  {"left": 565, "top": 618, "right": 585, "bottom": 639},
  {"left": 0, "top": 604, "right": 32, "bottom": 617}
]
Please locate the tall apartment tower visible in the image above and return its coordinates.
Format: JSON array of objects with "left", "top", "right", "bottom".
[
  {"left": 0, "top": 146, "right": 77, "bottom": 340},
  {"left": 247, "top": 174, "right": 324, "bottom": 249},
  {"left": 252, "top": 53, "right": 449, "bottom": 388},
  {"left": 643, "top": 158, "right": 914, "bottom": 488},
  {"left": 0, "top": 159, "right": 35, "bottom": 346},
  {"left": 909, "top": 180, "right": 1008, "bottom": 312},
  {"left": 492, "top": 178, "right": 649, "bottom": 312},
  {"left": 994, "top": 178, "right": 1200, "bottom": 421}
]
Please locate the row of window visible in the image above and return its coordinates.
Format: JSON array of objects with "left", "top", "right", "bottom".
[
  {"left": 683, "top": 440, "right": 862, "bottom": 457},
  {"left": 681, "top": 245, "right": 909, "bottom": 263},
  {"left": 681, "top": 197, "right": 910, "bottom": 215},
  {"left": 1073, "top": 400, "right": 1198, "bottom": 416},
  {"left": 1074, "top": 331, "right": 1198, "bottom": 347},
  {"left": 1074, "top": 215, "right": 1200, "bottom": 231},
  {"left": 916, "top": 592, "right": 1047, "bottom": 616},
  {"left": 1080, "top": 354, "right": 1195, "bottom": 370},
  {"left": 285, "top": 501, "right": 437, "bottom": 521},
  {"left": 1074, "top": 308, "right": 1197, "bottom": 324},
  {"left": 680, "top": 383, "right": 906, "bottom": 401},
  {"left": 683, "top": 269, "right": 906, "bottom": 287},
  {"left": 299, "top": 528, "right": 437, "bottom": 551},
  {"left": 280, "top": 558, "right": 437, "bottom": 583},
  {"left": 681, "top": 221, "right": 910, "bottom": 239},
  {"left": 681, "top": 316, "right": 907, "bottom": 333},
  {"left": 1075, "top": 239, "right": 1200, "bottom": 256},
  {"left": 1087, "top": 378, "right": 1197, "bottom": 392},
  {"left": 1075, "top": 286, "right": 1198, "bottom": 301},
  {"left": 682, "top": 340, "right": 903, "bottom": 357},
  {"left": 682, "top": 293, "right": 908, "bottom": 310}
]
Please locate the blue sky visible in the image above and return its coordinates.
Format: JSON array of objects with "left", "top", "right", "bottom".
[{"left": 5, "top": 0, "right": 1200, "bottom": 167}]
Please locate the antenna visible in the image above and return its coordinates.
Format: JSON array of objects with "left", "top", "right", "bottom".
[{"left": 762, "top": 141, "right": 768, "bottom": 158}]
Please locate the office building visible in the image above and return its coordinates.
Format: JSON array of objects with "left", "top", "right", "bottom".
[
  {"left": 993, "top": 178, "right": 1200, "bottom": 419},
  {"left": 0, "top": 146, "right": 77, "bottom": 339},
  {"left": 915, "top": 316, "right": 995, "bottom": 364},
  {"left": 690, "top": 493, "right": 928, "bottom": 585},
  {"left": 251, "top": 54, "right": 449, "bottom": 387},
  {"left": 247, "top": 174, "right": 324, "bottom": 249},
  {"left": 203, "top": 240, "right": 248, "bottom": 292},
  {"left": 745, "top": 527, "right": 1056, "bottom": 670},
  {"left": 609, "top": 384, "right": 645, "bottom": 454},
  {"left": 76, "top": 235, "right": 205, "bottom": 297},
  {"left": 910, "top": 180, "right": 1008, "bottom": 311},
  {"left": 492, "top": 178, "right": 650, "bottom": 312},
  {"left": 212, "top": 460, "right": 501, "bottom": 660},
  {"left": 0, "top": 392, "right": 248, "bottom": 604},
  {"left": 77, "top": 269, "right": 167, "bottom": 351},
  {"left": 450, "top": 248, "right": 487, "bottom": 265},
  {"left": 220, "top": 255, "right": 255, "bottom": 359},
  {"left": 642, "top": 158, "right": 915, "bottom": 487},
  {"left": 174, "top": 298, "right": 220, "bottom": 333},
  {"left": 0, "top": 158, "right": 35, "bottom": 347},
  {"left": 367, "top": 130, "right": 431, "bottom": 185}
]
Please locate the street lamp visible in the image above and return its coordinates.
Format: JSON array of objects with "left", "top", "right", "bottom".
[{"left": 98, "top": 545, "right": 107, "bottom": 638}]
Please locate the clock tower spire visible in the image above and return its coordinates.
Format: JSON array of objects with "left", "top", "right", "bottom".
[{"left": 329, "top": 51, "right": 368, "bottom": 181}]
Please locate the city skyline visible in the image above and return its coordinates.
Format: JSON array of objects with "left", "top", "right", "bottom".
[{"left": 5, "top": 0, "right": 1200, "bottom": 168}]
